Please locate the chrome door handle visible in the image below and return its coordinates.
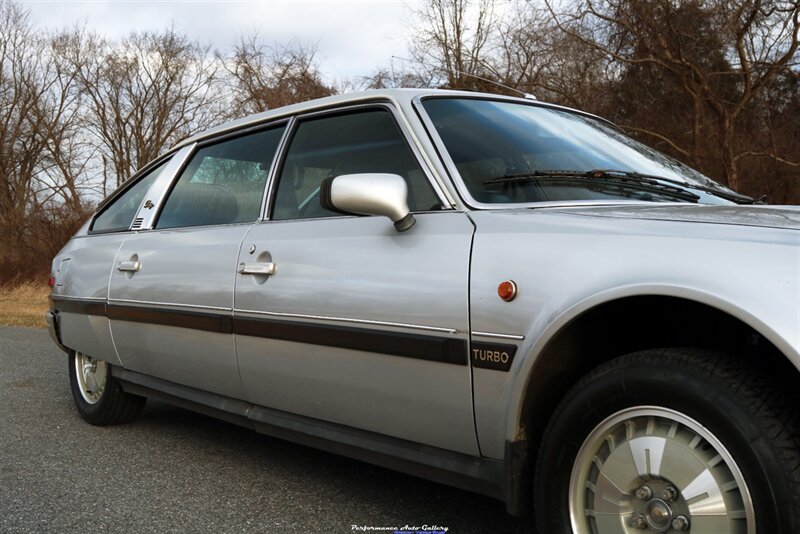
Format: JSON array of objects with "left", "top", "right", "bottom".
[
  {"left": 238, "top": 261, "right": 276, "bottom": 276},
  {"left": 117, "top": 261, "right": 142, "bottom": 272}
]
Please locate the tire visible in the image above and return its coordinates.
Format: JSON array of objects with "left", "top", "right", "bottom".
[
  {"left": 68, "top": 350, "right": 145, "bottom": 425},
  {"left": 534, "top": 348, "right": 800, "bottom": 534}
]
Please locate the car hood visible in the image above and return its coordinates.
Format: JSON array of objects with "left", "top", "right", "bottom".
[{"left": 548, "top": 204, "right": 800, "bottom": 231}]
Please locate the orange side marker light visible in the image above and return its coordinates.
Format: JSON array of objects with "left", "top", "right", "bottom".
[{"left": 498, "top": 280, "right": 517, "bottom": 302}]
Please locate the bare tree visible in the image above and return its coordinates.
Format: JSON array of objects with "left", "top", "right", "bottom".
[
  {"left": 69, "top": 27, "right": 227, "bottom": 189},
  {"left": 409, "top": 0, "right": 498, "bottom": 90},
  {"left": 358, "top": 55, "right": 438, "bottom": 90},
  {"left": 0, "top": 0, "right": 91, "bottom": 278},
  {"left": 488, "top": 2, "right": 611, "bottom": 108},
  {"left": 406, "top": 0, "right": 609, "bottom": 105},
  {"left": 225, "top": 34, "right": 334, "bottom": 115},
  {"left": 545, "top": 0, "right": 800, "bottom": 191}
]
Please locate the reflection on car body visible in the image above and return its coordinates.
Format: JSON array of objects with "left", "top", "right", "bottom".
[{"left": 47, "top": 89, "right": 800, "bottom": 534}]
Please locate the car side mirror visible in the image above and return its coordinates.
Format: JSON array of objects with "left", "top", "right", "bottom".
[{"left": 320, "top": 173, "right": 415, "bottom": 232}]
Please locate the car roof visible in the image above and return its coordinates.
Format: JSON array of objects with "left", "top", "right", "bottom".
[{"left": 174, "top": 88, "right": 611, "bottom": 149}]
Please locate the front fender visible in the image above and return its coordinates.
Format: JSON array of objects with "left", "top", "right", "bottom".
[
  {"left": 506, "top": 283, "right": 799, "bottom": 442},
  {"left": 468, "top": 209, "right": 800, "bottom": 459}
]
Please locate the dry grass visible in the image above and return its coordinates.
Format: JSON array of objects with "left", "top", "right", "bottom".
[{"left": 0, "top": 282, "right": 50, "bottom": 328}]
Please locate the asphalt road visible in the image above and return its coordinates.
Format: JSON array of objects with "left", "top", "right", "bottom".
[{"left": 0, "top": 327, "right": 536, "bottom": 533}]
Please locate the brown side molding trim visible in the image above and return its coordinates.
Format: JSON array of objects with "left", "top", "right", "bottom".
[
  {"left": 49, "top": 297, "right": 106, "bottom": 316},
  {"left": 233, "top": 316, "right": 467, "bottom": 365},
  {"left": 50, "top": 297, "right": 467, "bottom": 366},
  {"left": 106, "top": 304, "right": 233, "bottom": 334},
  {"left": 470, "top": 341, "right": 518, "bottom": 372}
]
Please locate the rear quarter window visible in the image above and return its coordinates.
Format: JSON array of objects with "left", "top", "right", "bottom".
[{"left": 91, "top": 161, "right": 169, "bottom": 233}]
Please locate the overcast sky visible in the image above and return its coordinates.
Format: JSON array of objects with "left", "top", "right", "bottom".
[{"left": 20, "top": 1, "right": 414, "bottom": 81}]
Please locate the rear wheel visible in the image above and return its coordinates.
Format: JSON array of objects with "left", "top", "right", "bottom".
[
  {"left": 535, "top": 348, "right": 800, "bottom": 533},
  {"left": 68, "top": 350, "right": 145, "bottom": 425}
]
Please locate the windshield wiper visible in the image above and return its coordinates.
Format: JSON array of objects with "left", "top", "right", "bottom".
[
  {"left": 485, "top": 169, "right": 701, "bottom": 203},
  {"left": 487, "top": 169, "right": 761, "bottom": 205},
  {"left": 588, "top": 169, "right": 760, "bottom": 204}
]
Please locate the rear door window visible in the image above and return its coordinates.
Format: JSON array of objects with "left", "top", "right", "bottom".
[{"left": 157, "top": 125, "right": 286, "bottom": 229}]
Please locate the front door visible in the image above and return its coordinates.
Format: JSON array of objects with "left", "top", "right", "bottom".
[{"left": 233, "top": 106, "right": 478, "bottom": 454}]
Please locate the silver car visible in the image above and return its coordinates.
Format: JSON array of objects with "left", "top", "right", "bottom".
[{"left": 47, "top": 89, "right": 800, "bottom": 533}]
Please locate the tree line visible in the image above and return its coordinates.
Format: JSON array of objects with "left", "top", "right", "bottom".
[{"left": 1, "top": 0, "right": 797, "bottom": 281}]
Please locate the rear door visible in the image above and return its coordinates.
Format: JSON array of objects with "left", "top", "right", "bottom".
[
  {"left": 52, "top": 157, "right": 173, "bottom": 366},
  {"left": 107, "top": 124, "right": 287, "bottom": 399},
  {"left": 234, "top": 106, "right": 478, "bottom": 454}
]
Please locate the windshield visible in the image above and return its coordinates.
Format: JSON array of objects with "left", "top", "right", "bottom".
[{"left": 421, "top": 98, "right": 735, "bottom": 205}]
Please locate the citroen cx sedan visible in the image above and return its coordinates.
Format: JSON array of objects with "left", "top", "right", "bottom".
[{"left": 47, "top": 89, "right": 800, "bottom": 533}]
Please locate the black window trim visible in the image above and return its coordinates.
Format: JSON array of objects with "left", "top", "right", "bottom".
[{"left": 264, "top": 102, "right": 452, "bottom": 223}]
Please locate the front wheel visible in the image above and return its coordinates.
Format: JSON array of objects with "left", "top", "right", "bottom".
[
  {"left": 535, "top": 348, "right": 800, "bottom": 534},
  {"left": 68, "top": 350, "right": 145, "bottom": 425}
]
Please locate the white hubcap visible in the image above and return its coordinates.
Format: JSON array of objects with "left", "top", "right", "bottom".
[
  {"left": 74, "top": 352, "right": 107, "bottom": 404},
  {"left": 569, "top": 406, "right": 755, "bottom": 534}
]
